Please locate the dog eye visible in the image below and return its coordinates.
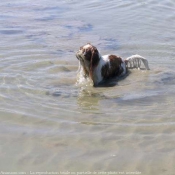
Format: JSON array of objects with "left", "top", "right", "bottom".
[{"left": 83, "top": 51, "right": 87, "bottom": 56}]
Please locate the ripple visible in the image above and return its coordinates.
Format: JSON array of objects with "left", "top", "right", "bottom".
[
  {"left": 0, "top": 29, "right": 24, "bottom": 35},
  {"left": 80, "top": 121, "right": 175, "bottom": 127},
  {"left": 0, "top": 0, "right": 175, "bottom": 172}
]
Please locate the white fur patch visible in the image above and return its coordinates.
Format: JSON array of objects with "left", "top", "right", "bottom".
[{"left": 93, "top": 54, "right": 109, "bottom": 85}]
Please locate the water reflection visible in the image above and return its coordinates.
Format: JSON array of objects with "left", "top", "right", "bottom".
[
  {"left": 77, "top": 86, "right": 107, "bottom": 111},
  {"left": 76, "top": 74, "right": 129, "bottom": 111}
]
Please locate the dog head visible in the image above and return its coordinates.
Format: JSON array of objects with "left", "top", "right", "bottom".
[{"left": 76, "top": 43, "right": 100, "bottom": 78}]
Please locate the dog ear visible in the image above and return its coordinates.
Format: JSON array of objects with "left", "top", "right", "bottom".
[
  {"left": 89, "top": 46, "right": 100, "bottom": 78},
  {"left": 91, "top": 46, "right": 98, "bottom": 64}
]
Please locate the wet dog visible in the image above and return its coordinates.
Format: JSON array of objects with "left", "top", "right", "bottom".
[{"left": 76, "top": 43, "right": 149, "bottom": 86}]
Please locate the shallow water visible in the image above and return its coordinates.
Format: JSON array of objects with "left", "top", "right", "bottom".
[{"left": 0, "top": 0, "right": 175, "bottom": 174}]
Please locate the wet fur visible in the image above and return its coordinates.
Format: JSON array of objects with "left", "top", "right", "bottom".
[{"left": 76, "top": 43, "right": 149, "bottom": 86}]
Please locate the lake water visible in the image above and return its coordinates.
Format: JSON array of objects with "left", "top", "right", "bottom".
[{"left": 0, "top": 0, "right": 175, "bottom": 174}]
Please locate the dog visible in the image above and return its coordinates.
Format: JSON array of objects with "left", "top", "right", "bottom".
[{"left": 76, "top": 43, "right": 149, "bottom": 86}]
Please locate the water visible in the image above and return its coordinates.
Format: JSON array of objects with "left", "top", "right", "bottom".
[{"left": 0, "top": 0, "right": 175, "bottom": 174}]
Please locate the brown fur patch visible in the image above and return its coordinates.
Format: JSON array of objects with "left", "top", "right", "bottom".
[{"left": 101, "top": 55, "right": 124, "bottom": 79}]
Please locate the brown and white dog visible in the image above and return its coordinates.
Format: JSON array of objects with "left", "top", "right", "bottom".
[{"left": 76, "top": 43, "right": 149, "bottom": 86}]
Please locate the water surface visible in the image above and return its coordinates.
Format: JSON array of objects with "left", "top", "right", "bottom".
[{"left": 0, "top": 0, "right": 175, "bottom": 174}]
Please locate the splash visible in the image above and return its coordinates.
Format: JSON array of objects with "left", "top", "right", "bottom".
[{"left": 76, "top": 63, "right": 93, "bottom": 87}]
